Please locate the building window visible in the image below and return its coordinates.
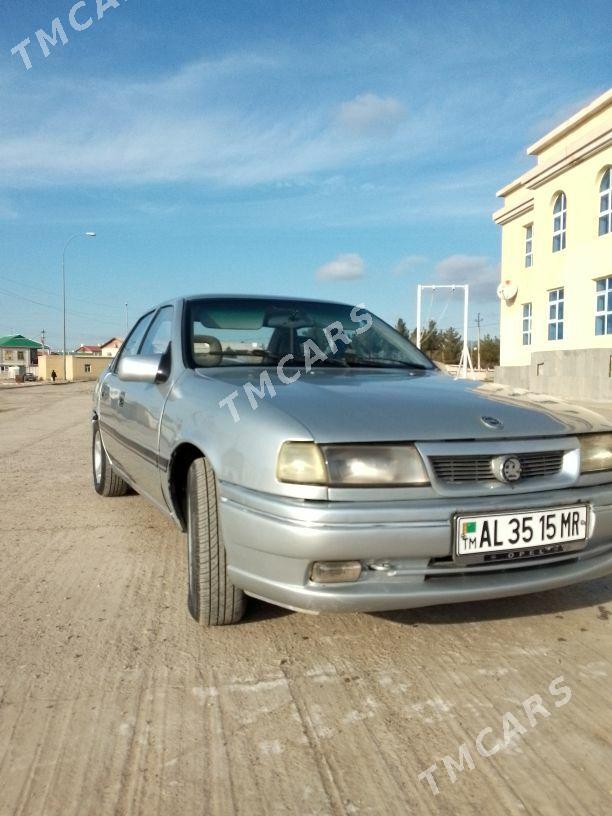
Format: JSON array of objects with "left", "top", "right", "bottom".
[
  {"left": 524, "top": 224, "right": 533, "bottom": 267},
  {"left": 522, "top": 303, "right": 532, "bottom": 345},
  {"left": 548, "top": 288, "right": 564, "bottom": 340},
  {"left": 552, "top": 192, "right": 567, "bottom": 252},
  {"left": 17, "top": 351, "right": 24, "bottom": 361},
  {"left": 599, "top": 168, "right": 611, "bottom": 237},
  {"left": 84, "top": 363, "right": 92, "bottom": 373},
  {"left": 595, "top": 277, "right": 612, "bottom": 336}
]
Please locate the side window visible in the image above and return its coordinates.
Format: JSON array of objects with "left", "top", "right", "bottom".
[
  {"left": 552, "top": 193, "right": 567, "bottom": 252},
  {"left": 115, "top": 312, "right": 154, "bottom": 366},
  {"left": 524, "top": 224, "right": 533, "bottom": 268},
  {"left": 595, "top": 277, "right": 612, "bottom": 336},
  {"left": 599, "top": 168, "right": 611, "bottom": 237},
  {"left": 140, "top": 306, "right": 174, "bottom": 356},
  {"left": 548, "top": 288, "right": 564, "bottom": 341},
  {"left": 522, "top": 303, "right": 532, "bottom": 345}
]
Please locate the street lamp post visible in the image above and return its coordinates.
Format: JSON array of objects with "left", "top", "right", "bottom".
[{"left": 62, "top": 232, "right": 96, "bottom": 381}]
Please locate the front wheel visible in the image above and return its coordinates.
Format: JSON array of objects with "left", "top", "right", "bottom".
[
  {"left": 186, "top": 457, "right": 246, "bottom": 626},
  {"left": 92, "top": 422, "right": 129, "bottom": 497}
]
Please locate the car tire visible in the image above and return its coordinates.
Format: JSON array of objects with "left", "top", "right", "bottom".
[
  {"left": 92, "top": 422, "right": 129, "bottom": 497},
  {"left": 186, "top": 457, "right": 246, "bottom": 626}
]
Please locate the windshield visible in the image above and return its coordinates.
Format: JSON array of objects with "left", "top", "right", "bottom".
[{"left": 185, "top": 297, "right": 434, "bottom": 370}]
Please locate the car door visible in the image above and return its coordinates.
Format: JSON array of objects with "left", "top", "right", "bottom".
[
  {"left": 99, "top": 307, "right": 174, "bottom": 508},
  {"left": 98, "top": 310, "right": 154, "bottom": 480},
  {"left": 117, "top": 305, "right": 175, "bottom": 507}
]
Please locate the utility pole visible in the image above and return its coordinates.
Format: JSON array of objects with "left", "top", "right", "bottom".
[
  {"left": 61, "top": 232, "right": 96, "bottom": 381},
  {"left": 475, "top": 313, "right": 483, "bottom": 371}
]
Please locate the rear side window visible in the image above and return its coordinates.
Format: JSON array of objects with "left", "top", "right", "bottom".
[{"left": 140, "top": 306, "right": 174, "bottom": 356}]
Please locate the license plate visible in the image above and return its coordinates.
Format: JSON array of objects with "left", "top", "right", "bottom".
[{"left": 455, "top": 505, "right": 589, "bottom": 563}]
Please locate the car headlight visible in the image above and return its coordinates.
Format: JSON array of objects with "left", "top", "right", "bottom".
[
  {"left": 579, "top": 433, "right": 612, "bottom": 473},
  {"left": 277, "top": 442, "right": 429, "bottom": 486}
]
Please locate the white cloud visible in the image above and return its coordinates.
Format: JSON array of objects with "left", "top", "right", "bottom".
[
  {"left": 315, "top": 253, "right": 365, "bottom": 281},
  {"left": 0, "top": 55, "right": 358, "bottom": 188},
  {"left": 391, "top": 255, "right": 428, "bottom": 276},
  {"left": 0, "top": 62, "right": 416, "bottom": 188},
  {"left": 433, "top": 255, "right": 499, "bottom": 299},
  {"left": 334, "top": 93, "right": 406, "bottom": 137}
]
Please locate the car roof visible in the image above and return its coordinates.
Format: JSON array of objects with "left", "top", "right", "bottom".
[
  {"left": 184, "top": 294, "right": 353, "bottom": 306},
  {"left": 149, "top": 294, "right": 358, "bottom": 312}
]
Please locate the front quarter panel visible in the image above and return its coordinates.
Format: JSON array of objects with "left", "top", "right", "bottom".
[{"left": 159, "top": 369, "right": 329, "bottom": 500}]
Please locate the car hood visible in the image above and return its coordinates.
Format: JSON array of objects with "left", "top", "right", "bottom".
[{"left": 199, "top": 367, "right": 612, "bottom": 443}]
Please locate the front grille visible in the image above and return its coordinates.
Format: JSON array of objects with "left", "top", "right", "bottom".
[{"left": 430, "top": 450, "right": 564, "bottom": 484}]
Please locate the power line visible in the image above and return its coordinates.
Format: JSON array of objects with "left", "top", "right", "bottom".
[
  {"left": 0, "top": 273, "right": 122, "bottom": 315},
  {"left": 0, "top": 285, "right": 122, "bottom": 329}
]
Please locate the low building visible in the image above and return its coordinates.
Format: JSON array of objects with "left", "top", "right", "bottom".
[
  {"left": 38, "top": 354, "right": 110, "bottom": 382},
  {"left": 99, "top": 337, "right": 123, "bottom": 357},
  {"left": 493, "top": 89, "right": 612, "bottom": 401},
  {"left": 0, "top": 335, "right": 42, "bottom": 372},
  {"left": 74, "top": 344, "right": 102, "bottom": 355}
]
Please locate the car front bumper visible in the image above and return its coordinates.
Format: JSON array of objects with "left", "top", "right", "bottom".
[{"left": 219, "top": 481, "right": 612, "bottom": 614}]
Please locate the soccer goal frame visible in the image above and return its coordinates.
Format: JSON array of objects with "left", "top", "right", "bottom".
[{"left": 415, "top": 283, "right": 474, "bottom": 379}]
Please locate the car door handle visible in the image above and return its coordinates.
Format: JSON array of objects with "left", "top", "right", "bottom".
[{"left": 118, "top": 391, "right": 125, "bottom": 408}]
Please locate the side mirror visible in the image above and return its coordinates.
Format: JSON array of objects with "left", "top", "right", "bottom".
[{"left": 117, "top": 354, "right": 164, "bottom": 383}]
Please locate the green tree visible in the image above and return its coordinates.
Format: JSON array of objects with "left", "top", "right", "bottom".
[
  {"left": 439, "top": 326, "right": 462, "bottom": 364},
  {"left": 410, "top": 319, "right": 442, "bottom": 358},
  {"left": 395, "top": 317, "right": 409, "bottom": 338},
  {"left": 479, "top": 335, "right": 500, "bottom": 368}
]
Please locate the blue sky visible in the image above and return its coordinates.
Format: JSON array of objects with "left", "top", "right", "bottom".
[{"left": 0, "top": 0, "right": 609, "bottom": 349}]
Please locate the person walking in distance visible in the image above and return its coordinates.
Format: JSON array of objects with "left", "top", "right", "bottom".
[{"left": 51, "top": 369, "right": 57, "bottom": 383}]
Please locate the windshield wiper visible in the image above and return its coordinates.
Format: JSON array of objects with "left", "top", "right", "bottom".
[
  {"left": 255, "top": 352, "right": 348, "bottom": 368},
  {"left": 223, "top": 349, "right": 427, "bottom": 370},
  {"left": 345, "top": 357, "right": 429, "bottom": 370},
  {"left": 284, "top": 355, "right": 348, "bottom": 368},
  {"left": 212, "top": 350, "right": 348, "bottom": 367}
]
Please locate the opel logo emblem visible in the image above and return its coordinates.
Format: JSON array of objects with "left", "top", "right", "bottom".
[
  {"left": 481, "top": 416, "right": 504, "bottom": 429},
  {"left": 491, "top": 455, "right": 522, "bottom": 484}
]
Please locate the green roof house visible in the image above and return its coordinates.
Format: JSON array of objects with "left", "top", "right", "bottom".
[{"left": 0, "top": 335, "right": 43, "bottom": 370}]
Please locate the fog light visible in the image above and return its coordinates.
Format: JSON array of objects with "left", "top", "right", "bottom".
[{"left": 310, "top": 561, "right": 362, "bottom": 584}]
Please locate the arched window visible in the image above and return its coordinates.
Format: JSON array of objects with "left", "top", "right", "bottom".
[
  {"left": 552, "top": 192, "right": 567, "bottom": 252},
  {"left": 599, "top": 168, "right": 611, "bottom": 236}
]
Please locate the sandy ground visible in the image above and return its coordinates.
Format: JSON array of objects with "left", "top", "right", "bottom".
[{"left": 1, "top": 382, "right": 612, "bottom": 816}]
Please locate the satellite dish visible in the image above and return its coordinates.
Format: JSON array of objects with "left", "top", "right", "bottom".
[{"left": 497, "top": 280, "right": 518, "bottom": 303}]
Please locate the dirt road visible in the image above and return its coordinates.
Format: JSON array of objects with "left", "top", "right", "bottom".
[{"left": 1, "top": 383, "right": 612, "bottom": 816}]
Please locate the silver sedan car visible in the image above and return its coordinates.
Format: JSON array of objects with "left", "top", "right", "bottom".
[{"left": 92, "top": 295, "right": 612, "bottom": 625}]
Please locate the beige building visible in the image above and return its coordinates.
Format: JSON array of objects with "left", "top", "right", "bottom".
[
  {"left": 493, "top": 89, "right": 612, "bottom": 400},
  {"left": 38, "top": 354, "right": 110, "bottom": 382},
  {"left": 74, "top": 344, "right": 102, "bottom": 355},
  {"left": 100, "top": 337, "right": 123, "bottom": 357}
]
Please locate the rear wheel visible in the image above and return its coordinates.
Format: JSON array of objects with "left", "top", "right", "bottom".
[
  {"left": 92, "top": 423, "right": 129, "bottom": 497},
  {"left": 186, "top": 457, "right": 246, "bottom": 626}
]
